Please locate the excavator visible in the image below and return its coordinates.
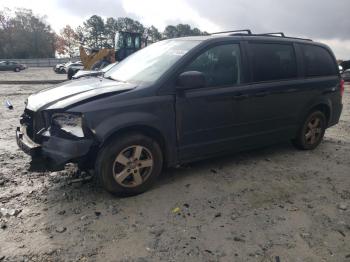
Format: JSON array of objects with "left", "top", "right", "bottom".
[{"left": 67, "top": 31, "right": 144, "bottom": 79}]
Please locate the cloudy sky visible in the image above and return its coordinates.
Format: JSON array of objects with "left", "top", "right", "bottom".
[{"left": 1, "top": 0, "right": 350, "bottom": 59}]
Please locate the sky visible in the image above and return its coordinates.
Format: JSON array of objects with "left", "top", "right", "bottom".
[{"left": 1, "top": 0, "right": 350, "bottom": 59}]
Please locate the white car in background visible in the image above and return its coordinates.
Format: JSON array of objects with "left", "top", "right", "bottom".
[
  {"left": 339, "top": 65, "right": 343, "bottom": 73},
  {"left": 72, "top": 62, "right": 118, "bottom": 80},
  {"left": 53, "top": 61, "right": 83, "bottom": 74}
]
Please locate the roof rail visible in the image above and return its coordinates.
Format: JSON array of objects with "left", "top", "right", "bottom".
[
  {"left": 255, "top": 32, "right": 312, "bottom": 41},
  {"left": 211, "top": 29, "right": 252, "bottom": 35},
  {"left": 209, "top": 29, "right": 313, "bottom": 42},
  {"left": 260, "top": 32, "right": 285, "bottom": 37}
]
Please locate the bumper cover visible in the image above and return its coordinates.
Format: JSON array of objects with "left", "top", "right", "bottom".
[
  {"left": 16, "top": 126, "right": 93, "bottom": 167},
  {"left": 328, "top": 103, "right": 343, "bottom": 127},
  {"left": 16, "top": 127, "right": 41, "bottom": 156}
]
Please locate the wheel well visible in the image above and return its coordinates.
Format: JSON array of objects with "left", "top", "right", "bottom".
[
  {"left": 310, "top": 104, "right": 331, "bottom": 124},
  {"left": 101, "top": 125, "right": 168, "bottom": 165}
]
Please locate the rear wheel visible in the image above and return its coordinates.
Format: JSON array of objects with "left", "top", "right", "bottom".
[
  {"left": 292, "top": 110, "right": 326, "bottom": 150},
  {"left": 95, "top": 133, "right": 163, "bottom": 196},
  {"left": 14, "top": 67, "right": 20, "bottom": 72}
]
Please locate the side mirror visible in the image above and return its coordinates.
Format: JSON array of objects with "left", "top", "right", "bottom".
[{"left": 177, "top": 71, "right": 206, "bottom": 90}]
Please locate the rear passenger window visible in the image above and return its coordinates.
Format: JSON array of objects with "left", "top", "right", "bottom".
[
  {"left": 249, "top": 43, "right": 297, "bottom": 82},
  {"left": 184, "top": 44, "right": 241, "bottom": 87},
  {"left": 302, "top": 45, "right": 336, "bottom": 77}
]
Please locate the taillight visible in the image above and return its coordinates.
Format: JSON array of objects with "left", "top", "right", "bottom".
[{"left": 340, "top": 79, "right": 345, "bottom": 97}]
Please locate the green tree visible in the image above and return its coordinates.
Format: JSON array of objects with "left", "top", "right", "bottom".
[
  {"left": 163, "top": 25, "right": 178, "bottom": 39},
  {"left": 145, "top": 25, "right": 162, "bottom": 43},
  {"left": 75, "top": 25, "right": 86, "bottom": 46},
  {"left": 0, "top": 8, "right": 55, "bottom": 58},
  {"left": 117, "top": 17, "right": 144, "bottom": 34},
  {"left": 176, "top": 24, "right": 192, "bottom": 37},
  {"left": 105, "top": 17, "right": 120, "bottom": 48},
  {"left": 163, "top": 24, "right": 207, "bottom": 39},
  {"left": 83, "top": 15, "right": 106, "bottom": 48}
]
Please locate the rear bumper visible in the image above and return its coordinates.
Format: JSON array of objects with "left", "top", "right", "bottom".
[
  {"left": 16, "top": 126, "right": 94, "bottom": 169},
  {"left": 328, "top": 103, "right": 343, "bottom": 127}
]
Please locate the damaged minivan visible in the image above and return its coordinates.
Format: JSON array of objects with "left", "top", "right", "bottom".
[{"left": 17, "top": 31, "right": 343, "bottom": 196}]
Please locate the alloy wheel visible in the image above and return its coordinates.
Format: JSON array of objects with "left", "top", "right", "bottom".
[
  {"left": 305, "top": 116, "right": 323, "bottom": 145},
  {"left": 112, "top": 145, "right": 153, "bottom": 188}
]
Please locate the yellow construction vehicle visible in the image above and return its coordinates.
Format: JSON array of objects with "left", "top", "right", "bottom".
[
  {"left": 79, "top": 46, "right": 115, "bottom": 70},
  {"left": 67, "top": 31, "right": 144, "bottom": 80}
]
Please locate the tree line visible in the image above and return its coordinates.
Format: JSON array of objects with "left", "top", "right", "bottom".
[
  {"left": 0, "top": 8, "right": 56, "bottom": 59},
  {"left": 57, "top": 15, "right": 208, "bottom": 57},
  {"left": 0, "top": 7, "right": 208, "bottom": 59}
]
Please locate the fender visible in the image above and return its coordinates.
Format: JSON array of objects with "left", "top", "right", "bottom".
[
  {"left": 92, "top": 111, "right": 178, "bottom": 167},
  {"left": 94, "top": 112, "right": 164, "bottom": 143},
  {"left": 296, "top": 95, "right": 333, "bottom": 125}
]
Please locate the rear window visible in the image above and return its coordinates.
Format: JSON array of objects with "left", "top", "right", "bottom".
[
  {"left": 249, "top": 43, "right": 297, "bottom": 82},
  {"left": 301, "top": 45, "right": 337, "bottom": 77}
]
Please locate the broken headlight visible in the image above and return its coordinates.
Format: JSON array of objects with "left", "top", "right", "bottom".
[{"left": 51, "top": 113, "right": 84, "bottom": 138}]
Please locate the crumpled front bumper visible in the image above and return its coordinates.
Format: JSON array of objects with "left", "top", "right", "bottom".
[{"left": 16, "top": 126, "right": 94, "bottom": 168}]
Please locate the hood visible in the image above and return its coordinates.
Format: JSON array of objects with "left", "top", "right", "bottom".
[{"left": 27, "top": 78, "right": 136, "bottom": 111}]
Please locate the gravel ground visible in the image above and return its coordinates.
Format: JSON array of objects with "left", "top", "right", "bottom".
[
  {"left": 0, "top": 75, "right": 349, "bottom": 261},
  {"left": 0, "top": 67, "right": 67, "bottom": 81}
]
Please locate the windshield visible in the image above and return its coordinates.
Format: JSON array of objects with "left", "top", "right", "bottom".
[{"left": 104, "top": 39, "right": 200, "bottom": 84}]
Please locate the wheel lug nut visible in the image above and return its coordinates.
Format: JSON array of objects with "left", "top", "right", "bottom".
[
  {"left": 134, "top": 170, "right": 137, "bottom": 173},
  {"left": 127, "top": 169, "right": 131, "bottom": 172}
]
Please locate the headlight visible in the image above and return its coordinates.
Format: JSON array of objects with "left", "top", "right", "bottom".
[{"left": 51, "top": 113, "right": 84, "bottom": 138}]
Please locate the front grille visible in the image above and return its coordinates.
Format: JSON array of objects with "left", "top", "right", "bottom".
[
  {"left": 20, "top": 109, "right": 45, "bottom": 142},
  {"left": 20, "top": 109, "right": 34, "bottom": 139}
]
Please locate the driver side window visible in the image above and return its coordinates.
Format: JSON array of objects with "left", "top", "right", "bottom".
[{"left": 184, "top": 44, "right": 242, "bottom": 87}]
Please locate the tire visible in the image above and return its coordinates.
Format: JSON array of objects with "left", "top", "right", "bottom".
[
  {"left": 292, "top": 110, "right": 326, "bottom": 150},
  {"left": 14, "top": 67, "right": 20, "bottom": 72},
  {"left": 95, "top": 133, "right": 163, "bottom": 196}
]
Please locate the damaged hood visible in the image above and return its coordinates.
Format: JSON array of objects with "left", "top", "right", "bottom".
[{"left": 26, "top": 78, "right": 136, "bottom": 111}]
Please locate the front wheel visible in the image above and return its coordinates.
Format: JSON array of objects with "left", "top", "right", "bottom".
[
  {"left": 95, "top": 133, "right": 163, "bottom": 196},
  {"left": 292, "top": 110, "right": 326, "bottom": 150}
]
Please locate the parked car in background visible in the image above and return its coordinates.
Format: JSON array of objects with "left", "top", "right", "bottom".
[
  {"left": 66, "top": 62, "right": 84, "bottom": 80},
  {"left": 53, "top": 61, "right": 82, "bottom": 74},
  {"left": 342, "top": 69, "right": 350, "bottom": 82},
  {"left": 339, "top": 65, "right": 344, "bottom": 73},
  {"left": 16, "top": 31, "right": 343, "bottom": 196},
  {"left": 0, "top": 61, "right": 26, "bottom": 72},
  {"left": 72, "top": 62, "right": 117, "bottom": 80},
  {"left": 53, "top": 63, "right": 66, "bottom": 73}
]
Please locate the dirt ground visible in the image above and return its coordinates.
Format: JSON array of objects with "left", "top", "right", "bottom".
[{"left": 0, "top": 69, "right": 349, "bottom": 262}]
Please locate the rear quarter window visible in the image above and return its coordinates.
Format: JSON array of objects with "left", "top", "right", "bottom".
[
  {"left": 249, "top": 43, "right": 297, "bottom": 82},
  {"left": 301, "top": 45, "right": 337, "bottom": 77}
]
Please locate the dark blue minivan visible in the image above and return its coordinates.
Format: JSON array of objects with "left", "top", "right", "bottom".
[{"left": 16, "top": 30, "right": 344, "bottom": 195}]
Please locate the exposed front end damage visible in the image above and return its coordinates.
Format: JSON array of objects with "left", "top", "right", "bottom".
[
  {"left": 16, "top": 108, "right": 95, "bottom": 170},
  {"left": 15, "top": 78, "right": 137, "bottom": 170}
]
